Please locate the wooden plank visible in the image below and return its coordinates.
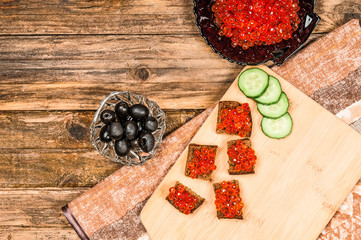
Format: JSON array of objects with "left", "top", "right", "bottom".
[
  {"left": 0, "top": 0, "right": 358, "bottom": 35},
  {"left": 0, "top": 111, "right": 93, "bottom": 150},
  {"left": 0, "top": 188, "right": 86, "bottom": 240},
  {"left": 141, "top": 66, "right": 361, "bottom": 240},
  {"left": 0, "top": 110, "right": 202, "bottom": 187},
  {"left": 0, "top": 82, "right": 230, "bottom": 110},
  {"left": 0, "top": 0, "right": 195, "bottom": 35},
  {"left": 0, "top": 0, "right": 188, "bottom": 15},
  {"left": 0, "top": 35, "right": 323, "bottom": 110},
  {"left": 0, "top": 227, "right": 79, "bottom": 240},
  {"left": 0, "top": 188, "right": 87, "bottom": 227},
  {"left": 0, "top": 149, "right": 120, "bottom": 188},
  {"left": 0, "top": 35, "right": 236, "bottom": 70},
  {"left": 314, "top": 0, "right": 361, "bottom": 34},
  {"left": 164, "top": 109, "right": 204, "bottom": 136},
  {"left": 0, "top": 34, "right": 238, "bottom": 110},
  {"left": 0, "top": 110, "right": 202, "bottom": 149}
]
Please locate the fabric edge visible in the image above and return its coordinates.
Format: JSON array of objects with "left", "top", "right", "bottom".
[{"left": 62, "top": 204, "right": 90, "bottom": 240}]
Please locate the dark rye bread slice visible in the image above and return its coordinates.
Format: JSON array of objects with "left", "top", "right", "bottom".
[
  {"left": 213, "top": 180, "right": 243, "bottom": 220},
  {"left": 166, "top": 181, "right": 205, "bottom": 214},
  {"left": 185, "top": 144, "right": 218, "bottom": 181},
  {"left": 227, "top": 139, "right": 255, "bottom": 175},
  {"left": 216, "top": 101, "right": 252, "bottom": 137}
]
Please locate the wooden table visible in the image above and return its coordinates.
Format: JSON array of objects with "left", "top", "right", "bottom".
[{"left": 0, "top": 0, "right": 359, "bottom": 239}]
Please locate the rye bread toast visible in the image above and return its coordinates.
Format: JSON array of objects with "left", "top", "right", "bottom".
[
  {"left": 166, "top": 181, "right": 205, "bottom": 214},
  {"left": 227, "top": 139, "right": 255, "bottom": 175},
  {"left": 213, "top": 180, "right": 243, "bottom": 219},
  {"left": 216, "top": 101, "right": 252, "bottom": 138},
  {"left": 185, "top": 144, "right": 218, "bottom": 181}
]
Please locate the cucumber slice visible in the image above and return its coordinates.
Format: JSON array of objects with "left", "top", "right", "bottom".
[
  {"left": 254, "top": 76, "right": 282, "bottom": 105},
  {"left": 257, "top": 92, "right": 289, "bottom": 118},
  {"left": 261, "top": 113, "right": 293, "bottom": 139},
  {"left": 238, "top": 68, "right": 269, "bottom": 98}
]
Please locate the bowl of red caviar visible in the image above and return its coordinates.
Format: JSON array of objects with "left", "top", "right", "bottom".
[{"left": 193, "top": 0, "right": 320, "bottom": 65}]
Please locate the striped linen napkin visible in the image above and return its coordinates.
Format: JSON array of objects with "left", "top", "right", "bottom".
[{"left": 62, "top": 19, "right": 361, "bottom": 240}]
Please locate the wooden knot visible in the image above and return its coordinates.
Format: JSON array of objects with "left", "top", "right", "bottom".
[
  {"left": 67, "top": 122, "right": 87, "bottom": 141},
  {"left": 131, "top": 67, "right": 150, "bottom": 81}
]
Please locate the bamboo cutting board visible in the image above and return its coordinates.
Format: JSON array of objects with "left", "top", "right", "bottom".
[{"left": 140, "top": 65, "right": 361, "bottom": 240}]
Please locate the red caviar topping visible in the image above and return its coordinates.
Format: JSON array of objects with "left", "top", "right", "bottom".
[
  {"left": 218, "top": 103, "right": 252, "bottom": 136},
  {"left": 211, "top": 0, "right": 301, "bottom": 49},
  {"left": 214, "top": 181, "right": 244, "bottom": 218},
  {"left": 168, "top": 184, "right": 197, "bottom": 215},
  {"left": 194, "top": 149, "right": 201, "bottom": 156},
  {"left": 188, "top": 147, "right": 217, "bottom": 179},
  {"left": 227, "top": 140, "right": 257, "bottom": 172}
]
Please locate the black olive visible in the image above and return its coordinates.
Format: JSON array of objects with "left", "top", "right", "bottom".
[
  {"left": 114, "top": 139, "right": 130, "bottom": 157},
  {"left": 99, "top": 125, "right": 112, "bottom": 143},
  {"left": 124, "top": 121, "right": 138, "bottom": 140},
  {"left": 143, "top": 116, "right": 158, "bottom": 132},
  {"left": 139, "top": 132, "right": 155, "bottom": 153},
  {"left": 129, "top": 104, "right": 149, "bottom": 120},
  {"left": 100, "top": 109, "right": 116, "bottom": 124},
  {"left": 107, "top": 121, "right": 124, "bottom": 140},
  {"left": 115, "top": 101, "right": 129, "bottom": 119},
  {"left": 130, "top": 138, "right": 139, "bottom": 148}
]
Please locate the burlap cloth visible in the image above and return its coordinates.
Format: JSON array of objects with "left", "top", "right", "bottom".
[{"left": 62, "top": 19, "right": 361, "bottom": 240}]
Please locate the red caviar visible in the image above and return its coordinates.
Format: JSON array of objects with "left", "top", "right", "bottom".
[
  {"left": 214, "top": 181, "right": 244, "bottom": 218},
  {"left": 188, "top": 147, "right": 217, "bottom": 179},
  {"left": 168, "top": 184, "right": 197, "bottom": 215},
  {"left": 217, "top": 103, "right": 252, "bottom": 137},
  {"left": 211, "top": 0, "right": 301, "bottom": 49},
  {"left": 227, "top": 140, "right": 256, "bottom": 172}
]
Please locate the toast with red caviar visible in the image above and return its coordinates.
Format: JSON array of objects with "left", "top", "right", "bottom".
[
  {"left": 185, "top": 144, "right": 218, "bottom": 180},
  {"left": 213, "top": 180, "right": 244, "bottom": 219},
  {"left": 216, "top": 101, "right": 252, "bottom": 138},
  {"left": 227, "top": 139, "right": 256, "bottom": 175},
  {"left": 166, "top": 181, "right": 205, "bottom": 215}
]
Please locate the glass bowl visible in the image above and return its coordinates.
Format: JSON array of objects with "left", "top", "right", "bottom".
[
  {"left": 90, "top": 91, "right": 166, "bottom": 166},
  {"left": 193, "top": 0, "right": 320, "bottom": 65}
]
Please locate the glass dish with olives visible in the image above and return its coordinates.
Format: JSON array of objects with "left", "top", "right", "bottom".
[{"left": 90, "top": 91, "right": 166, "bottom": 165}]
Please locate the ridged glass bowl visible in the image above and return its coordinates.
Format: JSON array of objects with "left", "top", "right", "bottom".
[
  {"left": 193, "top": 0, "right": 320, "bottom": 65},
  {"left": 90, "top": 91, "right": 166, "bottom": 166}
]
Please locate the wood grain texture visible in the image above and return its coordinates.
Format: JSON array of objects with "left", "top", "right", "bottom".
[
  {"left": 0, "top": 0, "right": 194, "bottom": 35},
  {"left": 0, "top": 188, "right": 87, "bottom": 240},
  {"left": 0, "top": 149, "right": 120, "bottom": 188},
  {"left": 0, "top": 110, "right": 202, "bottom": 187},
  {"left": 141, "top": 66, "right": 361, "bottom": 240},
  {"left": 315, "top": 0, "right": 361, "bottom": 34},
  {"left": 0, "top": 0, "right": 358, "bottom": 35},
  {"left": 0, "top": 34, "right": 239, "bottom": 110},
  {"left": 0, "top": 227, "right": 79, "bottom": 240},
  {"left": 0, "top": 110, "right": 202, "bottom": 149},
  {"left": 0, "top": 35, "right": 325, "bottom": 110},
  {"left": 0, "top": 188, "right": 87, "bottom": 227},
  {"left": 0, "top": 111, "right": 92, "bottom": 149}
]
